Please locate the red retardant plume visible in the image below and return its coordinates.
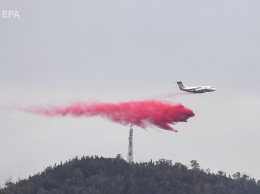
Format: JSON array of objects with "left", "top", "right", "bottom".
[{"left": 22, "top": 100, "right": 195, "bottom": 132}]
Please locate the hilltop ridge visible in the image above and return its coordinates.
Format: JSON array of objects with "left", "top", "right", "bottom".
[{"left": 1, "top": 155, "right": 260, "bottom": 194}]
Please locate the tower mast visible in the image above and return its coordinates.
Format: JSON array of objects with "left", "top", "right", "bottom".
[{"left": 127, "top": 124, "right": 134, "bottom": 164}]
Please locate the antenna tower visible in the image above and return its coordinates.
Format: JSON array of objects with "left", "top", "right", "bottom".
[{"left": 127, "top": 124, "right": 134, "bottom": 164}]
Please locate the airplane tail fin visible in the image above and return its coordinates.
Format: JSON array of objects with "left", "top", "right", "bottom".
[{"left": 176, "top": 81, "right": 185, "bottom": 89}]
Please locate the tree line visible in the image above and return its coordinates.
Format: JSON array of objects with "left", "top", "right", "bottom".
[{"left": 1, "top": 155, "right": 260, "bottom": 194}]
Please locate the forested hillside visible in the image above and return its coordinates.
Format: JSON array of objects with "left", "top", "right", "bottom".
[{"left": 1, "top": 155, "right": 260, "bottom": 194}]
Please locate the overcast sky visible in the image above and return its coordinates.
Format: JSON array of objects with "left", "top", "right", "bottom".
[{"left": 1, "top": 0, "right": 260, "bottom": 185}]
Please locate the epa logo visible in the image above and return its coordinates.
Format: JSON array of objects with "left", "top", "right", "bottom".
[{"left": 2, "top": 10, "right": 20, "bottom": 19}]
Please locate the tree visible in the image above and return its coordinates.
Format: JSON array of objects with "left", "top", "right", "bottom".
[
  {"left": 233, "top": 172, "right": 241, "bottom": 179},
  {"left": 190, "top": 160, "right": 200, "bottom": 171},
  {"left": 217, "top": 171, "right": 226, "bottom": 177}
]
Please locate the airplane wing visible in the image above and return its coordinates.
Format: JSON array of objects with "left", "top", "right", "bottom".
[{"left": 188, "top": 87, "right": 205, "bottom": 93}]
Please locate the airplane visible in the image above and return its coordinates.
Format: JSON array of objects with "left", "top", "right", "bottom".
[{"left": 175, "top": 81, "right": 216, "bottom": 93}]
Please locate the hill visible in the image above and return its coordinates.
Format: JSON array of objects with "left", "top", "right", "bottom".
[{"left": 1, "top": 155, "right": 260, "bottom": 194}]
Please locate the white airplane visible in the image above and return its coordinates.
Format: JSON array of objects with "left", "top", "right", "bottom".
[{"left": 175, "top": 81, "right": 216, "bottom": 93}]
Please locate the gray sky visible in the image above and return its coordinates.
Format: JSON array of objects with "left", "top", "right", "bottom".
[{"left": 1, "top": 0, "right": 260, "bottom": 185}]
